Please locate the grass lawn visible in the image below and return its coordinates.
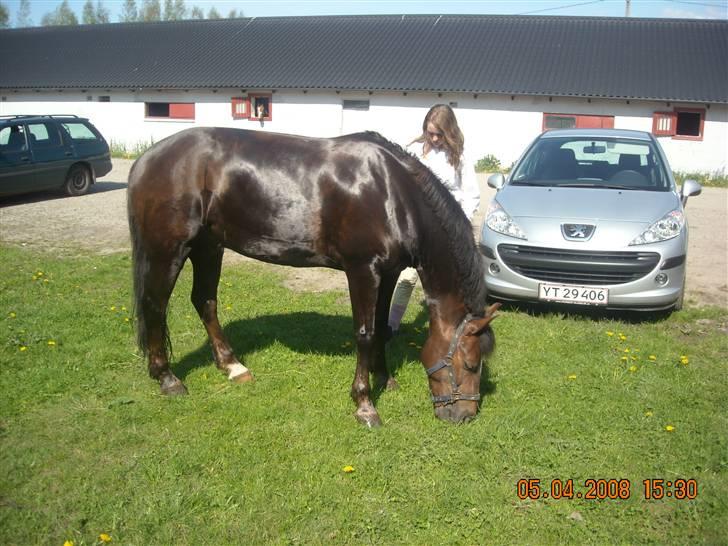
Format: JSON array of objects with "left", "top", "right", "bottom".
[{"left": 1, "top": 246, "right": 726, "bottom": 545}]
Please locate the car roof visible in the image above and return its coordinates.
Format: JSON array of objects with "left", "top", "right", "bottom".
[
  {"left": 0, "top": 115, "right": 90, "bottom": 125},
  {"left": 540, "top": 128, "right": 653, "bottom": 141}
]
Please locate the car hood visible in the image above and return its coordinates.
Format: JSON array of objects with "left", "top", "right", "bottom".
[{"left": 496, "top": 186, "right": 680, "bottom": 222}]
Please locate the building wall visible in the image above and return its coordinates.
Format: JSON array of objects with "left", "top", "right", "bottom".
[{"left": 2, "top": 90, "right": 726, "bottom": 173}]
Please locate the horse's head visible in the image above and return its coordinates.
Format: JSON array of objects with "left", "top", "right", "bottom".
[{"left": 423, "top": 303, "right": 500, "bottom": 423}]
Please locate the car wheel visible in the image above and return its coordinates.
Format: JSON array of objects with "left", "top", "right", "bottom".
[
  {"left": 673, "top": 272, "right": 686, "bottom": 311},
  {"left": 64, "top": 164, "right": 91, "bottom": 196}
]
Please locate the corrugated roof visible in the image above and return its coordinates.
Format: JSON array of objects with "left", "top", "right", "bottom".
[{"left": 1, "top": 14, "right": 726, "bottom": 103}]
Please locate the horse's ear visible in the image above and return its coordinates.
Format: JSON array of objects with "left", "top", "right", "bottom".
[{"left": 464, "top": 303, "right": 501, "bottom": 337}]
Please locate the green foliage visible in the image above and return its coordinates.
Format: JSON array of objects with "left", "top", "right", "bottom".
[
  {"left": 674, "top": 170, "right": 728, "bottom": 189},
  {"left": 109, "top": 138, "right": 154, "bottom": 159},
  {"left": 474, "top": 154, "right": 503, "bottom": 173},
  {"left": 41, "top": 0, "right": 78, "bottom": 26},
  {"left": 0, "top": 1, "right": 9, "bottom": 28},
  {"left": 1, "top": 246, "right": 726, "bottom": 545}
]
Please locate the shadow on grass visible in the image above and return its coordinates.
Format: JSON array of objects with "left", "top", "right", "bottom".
[
  {"left": 173, "top": 303, "right": 498, "bottom": 404},
  {"left": 490, "top": 298, "right": 675, "bottom": 324}
]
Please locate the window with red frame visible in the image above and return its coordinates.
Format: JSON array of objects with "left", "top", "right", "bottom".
[
  {"left": 145, "top": 102, "right": 195, "bottom": 120},
  {"left": 543, "top": 113, "right": 614, "bottom": 131},
  {"left": 652, "top": 108, "right": 704, "bottom": 140},
  {"left": 231, "top": 97, "right": 249, "bottom": 119},
  {"left": 250, "top": 94, "right": 272, "bottom": 121}
]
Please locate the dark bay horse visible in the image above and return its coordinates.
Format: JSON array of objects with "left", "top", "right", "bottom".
[{"left": 127, "top": 127, "right": 499, "bottom": 426}]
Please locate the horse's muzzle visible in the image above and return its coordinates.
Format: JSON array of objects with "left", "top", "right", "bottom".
[{"left": 434, "top": 401, "right": 478, "bottom": 423}]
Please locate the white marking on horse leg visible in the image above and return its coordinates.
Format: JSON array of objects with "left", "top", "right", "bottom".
[{"left": 227, "top": 363, "right": 250, "bottom": 380}]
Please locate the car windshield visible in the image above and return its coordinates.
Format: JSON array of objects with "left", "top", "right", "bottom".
[{"left": 509, "top": 136, "right": 672, "bottom": 191}]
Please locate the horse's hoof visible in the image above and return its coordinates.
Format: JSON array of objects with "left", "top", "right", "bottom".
[
  {"left": 231, "top": 371, "right": 254, "bottom": 384},
  {"left": 160, "top": 376, "right": 188, "bottom": 396},
  {"left": 355, "top": 409, "right": 382, "bottom": 428}
]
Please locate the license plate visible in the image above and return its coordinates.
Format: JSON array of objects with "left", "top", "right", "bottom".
[{"left": 538, "top": 283, "right": 609, "bottom": 305}]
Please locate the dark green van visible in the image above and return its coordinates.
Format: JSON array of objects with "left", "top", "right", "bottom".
[{"left": 0, "top": 115, "right": 112, "bottom": 197}]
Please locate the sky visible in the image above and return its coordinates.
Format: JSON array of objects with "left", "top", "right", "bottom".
[{"left": 4, "top": 0, "right": 727, "bottom": 27}]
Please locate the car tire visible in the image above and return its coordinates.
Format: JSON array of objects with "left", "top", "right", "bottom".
[{"left": 64, "top": 164, "right": 91, "bottom": 196}]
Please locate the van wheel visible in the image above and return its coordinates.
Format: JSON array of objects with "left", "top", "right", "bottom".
[{"left": 64, "top": 164, "right": 91, "bottom": 196}]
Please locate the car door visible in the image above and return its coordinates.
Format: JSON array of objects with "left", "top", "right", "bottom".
[
  {"left": 26, "top": 121, "right": 74, "bottom": 191},
  {"left": 0, "top": 123, "right": 36, "bottom": 197}
]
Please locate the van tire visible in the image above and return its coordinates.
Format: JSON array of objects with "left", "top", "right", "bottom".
[{"left": 64, "top": 164, "right": 91, "bottom": 196}]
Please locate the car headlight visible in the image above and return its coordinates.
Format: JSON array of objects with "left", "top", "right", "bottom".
[
  {"left": 485, "top": 201, "right": 527, "bottom": 240},
  {"left": 629, "top": 210, "right": 685, "bottom": 245}
]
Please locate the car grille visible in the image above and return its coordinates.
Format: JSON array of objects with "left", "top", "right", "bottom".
[{"left": 497, "top": 244, "right": 661, "bottom": 285}]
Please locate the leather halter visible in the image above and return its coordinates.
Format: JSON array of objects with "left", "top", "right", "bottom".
[{"left": 425, "top": 313, "right": 481, "bottom": 406}]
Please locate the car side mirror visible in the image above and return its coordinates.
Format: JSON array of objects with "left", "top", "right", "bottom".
[
  {"left": 680, "top": 179, "right": 702, "bottom": 206},
  {"left": 487, "top": 173, "right": 505, "bottom": 190}
]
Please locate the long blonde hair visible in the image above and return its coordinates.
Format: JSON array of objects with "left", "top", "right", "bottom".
[{"left": 411, "top": 104, "right": 465, "bottom": 171}]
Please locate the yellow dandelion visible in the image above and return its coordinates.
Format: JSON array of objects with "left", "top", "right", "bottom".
[
  {"left": 36, "top": 271, "right": 43, "bottom": 276},
  {"left": 124, "top": 317, "right": 130, "bottom": 323},
  {"left": 99, "top": 533, "right": 112, "bottom": 542},
  {"left": 342, "top": 465, "right": 355, "bottom": 473},
  {"left": 109, "top": 305, "right": 116, "bottom": 311},
  {"left": 680, "top": 355, "right": 689, "bottom": 365},
  {"left": 225, "top": 304, "right": 232, "bottom": 310},
  {"left": 665, "top": 425, "right": 675, "bottom": 432},
  {"left": 621, "top": 356, "right": 628, "bottom": 361},
  {"left": 648, "top": 355, "right": 657, "bottom": 361},
  {"left": 9, "top": 312, "right": 16, "bottom": 318},
  {"left": 32, "top": 275, "right": 37, "bottom": 281},
  {"left": 623, "top": 348, "right": 630, "bottom": 353},
  {"left": 567, "top": 374, "right": 577, "bottom": 380},
  {"left": 64, "top": 541, "right": 74, "bottom": 546},
  {"left": 19, "top": 346, "right": 28, "bottom": 352},
  {"left": 47, "top": 340, "right": 56, "bottom": 346},
  {"left": 43, "top": 279, "right": 49, "bottom": 283},
  {"left": 645, "top": 411, "right": 653, "bottom": 417},
  {"left": 606, "top": 331, "right": 614, "bottom": 337},
  {"left": 631, "top": 356, "right": 637, "bottom": 361},
  {"left": 121, "top": 306, "right": 127, "bottom": 311},
  {"left": 629, "top": 365, "right": 638, "bottom": 373},
  {"left": 618, "top": 334, "right": 627, "bottom": 341}
]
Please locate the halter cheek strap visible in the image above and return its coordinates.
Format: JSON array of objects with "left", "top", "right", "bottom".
[{"left": 425, "top": 314, "right": 481, "bottom": 406}]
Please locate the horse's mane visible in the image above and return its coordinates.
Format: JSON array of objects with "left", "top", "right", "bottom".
[{"left": 356, "top": 131, "right": 487, "bottom": 316}]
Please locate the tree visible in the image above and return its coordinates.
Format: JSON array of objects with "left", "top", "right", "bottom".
[
  {"left": 189, "top": 6, "right": 204, "bottom": 19},
  {"left": 164, "top": 0, "right": 186, "bottom": 20},
  {"left": 207, "top": 6, "right": 220, "bottom": 19},
  {"left": 228, "top": 9, "right": 242, "bottom": 19},
  {"left": 16, "top": 0, "right": 32, "bottom": 27},
  {"left": 95, "top": 1, "right": 110, "bottom": 23},
  {"left": 82, "top": 0, "right": 97, "bottom": 24},
  {"left": 139, "top": 0, "right": 161, "bottom": 22},
  {"left": 0, "top": 1, "right": 8, "bottom": 28},
  {"left": 41, "top": 0, "right": 78, "bottom": 26},
  {"left": 120, "top": 0, "right": 138, "bottom": 22}
]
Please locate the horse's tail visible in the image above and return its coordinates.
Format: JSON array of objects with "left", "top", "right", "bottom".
[{"left": 127, "top": 164, "right": 171, "bottom": 359}]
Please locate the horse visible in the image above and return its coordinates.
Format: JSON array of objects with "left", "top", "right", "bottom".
[{"left": 127, "top": 127, "right": 500, "bottom": 426}]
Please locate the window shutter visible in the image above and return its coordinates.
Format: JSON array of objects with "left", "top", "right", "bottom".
[
  {"left": 169, "top": 103, "right": 195, "bottom": 119},
  {"left": 652, "top": 112, "right": 676, "bottom": 136},
  {"left": 231, "top": 97, "right": 249, "bottom": 119}
]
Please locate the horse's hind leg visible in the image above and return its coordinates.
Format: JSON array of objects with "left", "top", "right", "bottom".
[
  {"left": 189, "top": 239, "right": 253, "bottom": 383},
  {"left": 140, "top": 249, "right": 189, "bottom": 395}
]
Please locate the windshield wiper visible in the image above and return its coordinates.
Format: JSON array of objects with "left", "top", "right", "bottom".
[{"left": 556, "top": 183, "right": 639, "bottom": 190}]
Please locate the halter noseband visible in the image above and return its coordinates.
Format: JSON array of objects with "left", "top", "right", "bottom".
[{"left": 425, "top": 313, "right": 481, "bottom": 406}]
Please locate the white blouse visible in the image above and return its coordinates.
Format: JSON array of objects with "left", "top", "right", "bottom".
[{"left": 407, "top": 141, "right": 480, "bottom": 221}]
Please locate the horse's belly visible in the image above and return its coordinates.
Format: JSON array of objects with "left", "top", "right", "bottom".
[{"left": 230, "top": 237, "right": 340, "bottom": 269}]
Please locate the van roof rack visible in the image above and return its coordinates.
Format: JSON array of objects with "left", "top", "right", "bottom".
[{"left": 0, "top": 114, "right": 81, "bottom": 120}]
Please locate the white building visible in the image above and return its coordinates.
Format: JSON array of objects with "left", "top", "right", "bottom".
[{"left": 1, "top": 15, "right": 726, "bottom": 173}]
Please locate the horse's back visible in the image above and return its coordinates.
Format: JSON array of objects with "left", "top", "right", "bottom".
[{"left": 128, "top": 128, "right": 408, "bottom": 269}]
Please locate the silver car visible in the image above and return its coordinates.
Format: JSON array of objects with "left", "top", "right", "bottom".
[{"left": 479, "top": 129, "right": 702, "bottom": 311}]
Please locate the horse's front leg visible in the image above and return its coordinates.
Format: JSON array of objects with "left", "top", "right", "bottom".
[
  {"left": 373, "top": 271, "right": 400, "bottom": 391},
  {"left": 346, "top": 265, "right": 383, "bottom": 428}
]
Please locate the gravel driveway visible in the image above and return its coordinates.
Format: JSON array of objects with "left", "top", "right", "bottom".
[{"left": 1, "top": 158, "right": 726, "bottom": 307}]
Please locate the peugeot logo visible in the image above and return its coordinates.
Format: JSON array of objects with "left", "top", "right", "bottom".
[{"left": 562, "top": 223, "right": 595, "bottom": 241}]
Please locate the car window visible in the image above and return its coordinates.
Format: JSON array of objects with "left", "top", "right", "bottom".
[
  {"left": 27, "top": 122, "right": 63, "bottom": 148},
  {"left": 62, "top": 122, "right": 98, "bottom": 141},
  {"left": 0, "top": 124, "right": 28, "bottom": 151},
  {"left": 511, "top": 136, "right": 671, "bottom": 191}
]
